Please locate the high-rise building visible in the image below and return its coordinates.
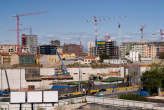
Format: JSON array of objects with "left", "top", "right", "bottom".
[
  {"left": 21, "top": 34, "right": 38, "bottom": 54},
  {"left": 63, "top": 44, "right": 82, "bottom": 56},
  {"left": 96, "top": 40, "right": 119, "bottom": 59},
  {"left": 88, "top": 42, "right": 96, "bottom": 56},
  {"left": 105, "top": 40, "right": 119, "bottom": 59},
  {"left": 50, "top": 40, "right": 60, "bottom": 47},
  {"left": 97, "top": 41, "right": 106, "bottom": 56}
]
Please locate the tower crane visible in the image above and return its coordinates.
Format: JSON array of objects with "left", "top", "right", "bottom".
[
  {"left": 11, "top": 11, "right": 47, "bottom": 54},
  {"left": 140, "top": 25, "right": 145, "bottom": 40},
  {"left": 87, "top": 16, "right": 126, "bottom": 56},
  {"left": 152, "top": 29, "right": 164, "bottom": 41},
  {"left": 160, "top": 29, "right": 164, "bottom": 40}
]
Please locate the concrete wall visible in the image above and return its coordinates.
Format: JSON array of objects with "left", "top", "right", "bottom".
[
  {"left": 0, "top": 66, "right": 150, "bottom": 90},
  {"left": 0, "top": 68, "right": 54, "bottom": 90},
  {"left": 68, "top": 67, "right": 124, "bottom": 81},
  {"left": 0, "top": 67, "right": 125, "bottom": 90}
]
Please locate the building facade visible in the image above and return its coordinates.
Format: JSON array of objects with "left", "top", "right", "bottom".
[
  {"left": 97, "top": 40, "right": 119, "bottom": 59},
  {"left": 0, "top": 45, "right": 17, "bottom": 53},
  {"left": 37, "top": 55, "right": 60, "bottom": 67},
  {"left": 120, "top": 41, "right": 164, "bottom": 59},
  {"left": 88, "top": 42, "right": 96, "bottom": 56},
  {"left": 63, "top": 44, "right": 82, "bottom": 56},
  {"left": 21, "top": 34, "right": 38, "bottom": 54},
  {"left": 38, "top": 45, "right": 57, "bottom": 55}
]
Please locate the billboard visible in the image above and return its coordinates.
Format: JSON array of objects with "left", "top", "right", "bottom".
[
  {"left": 43, "top": 91, "right": 58, "bottom": 103},
  {"left": 10, "top": 91, "right": 58, "bottom": 104},
  {"left": 10, "top": 92, "right": 26, "bottom": 103},
  {"left": 27, "top": 91, "right": 42, "bottom": 103}
]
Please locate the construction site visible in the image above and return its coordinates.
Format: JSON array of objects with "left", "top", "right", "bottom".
[{"left": 1, "top": 0, "right": 164, "bottom": 110}]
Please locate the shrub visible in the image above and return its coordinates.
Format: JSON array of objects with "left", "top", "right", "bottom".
[{"left": 119, "top": 94, "right": 148, "bottom": 101}]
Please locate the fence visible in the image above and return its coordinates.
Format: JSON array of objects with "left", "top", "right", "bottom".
[
  {"left": 0, "top": 97, "right": 85, "bottom": 110},
  {"left": 86, "top": 96, "right": 164, "bottom": 110},
  {"left": 1, "top": 96, "right": 164, "bottom": 110}
]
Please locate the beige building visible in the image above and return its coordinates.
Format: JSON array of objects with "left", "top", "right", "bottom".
[
  {"left": 37, "top": 55, "right": 60, "bottom": 67},
  {"left": 62, "top": 53, "right": 76, "bottom": 59},
  {"left": 10, "top": 54, "right": 19, "bottom": 65},
  {"left": 0, "top": 53, "right": 11, "bottom": 65},
  {"left": 0, "top": 45, "right": 17, "bottom": 53},
  {"left": 120, "top": 41, "right": 164, "bottom": 59},
  {"left": 144, "top": 45, "right": 157, "bottom": 58}
]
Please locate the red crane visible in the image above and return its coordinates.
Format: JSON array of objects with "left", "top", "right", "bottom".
[{"left": 11, "top": 11, "right": 47, "bottom": 54}]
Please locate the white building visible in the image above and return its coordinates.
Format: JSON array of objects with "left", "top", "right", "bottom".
[
  {"left": 88, "top": 42, "right": 95, "bottom": 56},
  {"left": 129, "top": 51, "right": 139, "bottom": 62},
  {"left": 103, "top": 59, "right": 127, "bottom": 64}
]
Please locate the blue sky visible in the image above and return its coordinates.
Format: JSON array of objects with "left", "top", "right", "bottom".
[{"left": 0, "top": 0, "right": 164, "bottom": 50}]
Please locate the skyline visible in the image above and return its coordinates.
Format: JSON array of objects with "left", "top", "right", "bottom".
[{"left": 0, "top": 0, "right": 164, "bottom": 50}]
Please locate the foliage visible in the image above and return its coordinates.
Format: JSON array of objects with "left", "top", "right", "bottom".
[
  {"left": 67, "top": 62, "right": 79, "bottom": 67},
  {"left": 91, "top": 64, "right": 109, "bottom": 68},
  {"left": 99, "top": 53, "right": 110, "bottom": 63},
  {"left": 159, "top": 52, "right": 164, "bottom": 59},
  {"left": 53, "top": 80, "right": 88, "bottom": 85},
  {"left": 119, "top": 94, "right": 148, "bottom": 101},
  {"left": 141, "top": 63, "right": 164, "bottom": 95},
  {"left": 101, "top": 77, "right": 123, "bottom": 83}
]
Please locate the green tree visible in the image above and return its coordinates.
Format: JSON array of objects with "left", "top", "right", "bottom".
[
  {"left": 99, "top": 53, "right": 109, "bottom": 63},
  {"left": 159, "top": 52, "right": 164, "bottom": 59},
  {"left": 141, "top": 63, "right": 164, "bottom": 95}
]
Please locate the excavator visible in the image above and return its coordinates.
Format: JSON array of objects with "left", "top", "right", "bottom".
[
  {"left": 40, "top": 47, "right": 73, "bottom": 80},
  {"left": 54, "top": 47, "right": 73, "bottom": 80}
]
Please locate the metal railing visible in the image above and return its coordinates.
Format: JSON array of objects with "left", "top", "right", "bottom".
[{"left": 86, "top": 96, "right": 164, "bottom": 110}]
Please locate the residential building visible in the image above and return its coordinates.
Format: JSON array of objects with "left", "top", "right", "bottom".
[
  {"left": 129, "top": 51, "right": 139, "bottom": 62},
  {"left": 0, "top": 53, "right": 11, "bottom": 65},
  {"left": 120, "top": 41, "right": 164, "bottom": 59},
  {"left": 0, "top": 45, "right": 17, "bottom": 53},
  {"left": 63, "top": 44, "right": 82, "bottom": 56},
  {"left": 62, "top": 53, "right": 76, "bottom": 59},
  {"left": 84, "top": 56, "right": 98, "bottom": 64},
  {"left": 103, "top": 59, "right": 127, "bottom": 64}
]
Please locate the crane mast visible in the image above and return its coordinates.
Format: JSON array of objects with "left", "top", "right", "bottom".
[{"left": 11, "top": 11, "right": 47, "bottom": 55}]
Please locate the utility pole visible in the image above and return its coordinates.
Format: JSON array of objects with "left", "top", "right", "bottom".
[{"left": 78, "top": 60, "right": 81, "bottom": 91}]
